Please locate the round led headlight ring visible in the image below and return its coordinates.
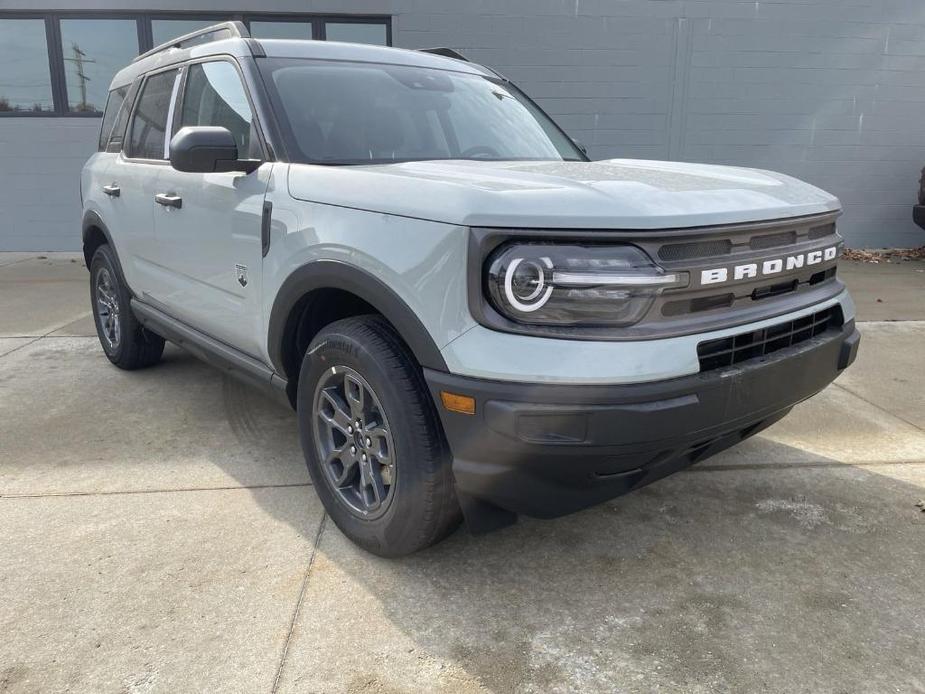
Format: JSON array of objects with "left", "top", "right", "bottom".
[{"left": 504, "top": 256, "right": 554, "bottom": 312}]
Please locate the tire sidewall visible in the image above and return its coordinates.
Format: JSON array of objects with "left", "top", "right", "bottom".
[{"left": 297, "top": 325, "right": 442, "bottom": 556}]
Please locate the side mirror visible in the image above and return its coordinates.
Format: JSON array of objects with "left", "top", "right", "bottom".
[{"left": 169, "top": 126, "right": 260, "bottom": 174}]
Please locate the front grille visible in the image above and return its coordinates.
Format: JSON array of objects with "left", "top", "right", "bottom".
[
  {"left": 658, "top": 239, "right": 731, "bottom": 261},
  {"left": 697, "top": 307, "right": 841, "bottom": 372},
  {"left": 808, "top": 223, "right": 836, "bottom": 240},
  {"left": 750, "top": 230, "right": 796, "bottom": 250}
]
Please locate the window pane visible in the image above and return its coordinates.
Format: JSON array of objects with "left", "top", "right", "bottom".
[
  {"left": 263, "top": 60, "right": 584, "bottom": 164},
  {"left": 324, "top": 22, "right": 387, "bottom": 46},
  {"left": 106, "top": 82, "right": 137, "bottom": 150},
  {"left": 59, "top": 19, "right": 139, "bottom": 113},
  {"left": 0, "top": 19, "right": 54, "bottom": 113},
  {"left": 129, "top": 70, "right": 179, "bottom": 159},
  {"left": 180, "top": 62, "right": 254, "bottom": 157},
  {"left": 99, "top": 86, "right": 128, "bottom": 149},
  {"left": 151, "top": 19, "right": 223, "bottom": 47},
  {"left": 249, "top": 21, "right": 312, "bottom": 40}
]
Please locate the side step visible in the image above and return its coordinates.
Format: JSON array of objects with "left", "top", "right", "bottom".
[{"left": 131, "top": 299, "right": 291, "bottom": 409}]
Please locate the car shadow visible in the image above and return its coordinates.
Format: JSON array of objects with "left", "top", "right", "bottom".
[{"left": 167, "top": 345, "right": 925, "bottom": 692}]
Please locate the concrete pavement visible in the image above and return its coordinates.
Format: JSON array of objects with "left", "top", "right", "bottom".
[{"left": 1, "top": 254, "right": 923, "bottom": 693}]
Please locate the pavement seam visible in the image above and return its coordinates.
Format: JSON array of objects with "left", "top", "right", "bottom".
[
  {"left": 0, "top": 312, "right": 93, "bottom": 358},
  {"left": 0, "top": 482, "right": 312, "bottom": 500},
  {"left": 832, "top": 381, "right": 925, "bottom": 433},
  {"left": 0, "top": 256, "right": 40, "bottom": 269},
  {"left": 271, "top": 512, "right": 328, "bottom": 694},
  {"left": 692, "top": 459, "right": 925, "bottom": 472}
]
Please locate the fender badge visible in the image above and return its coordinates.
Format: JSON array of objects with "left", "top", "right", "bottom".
[{"left": 235, "top": 264, "right": 248, "bottom": 288}]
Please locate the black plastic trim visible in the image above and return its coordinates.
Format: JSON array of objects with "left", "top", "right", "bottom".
[
  {"left": 424, "top": 320, "right": 859, "bottom": 520},
  {"left": 132, "top": 299, "right": 290, "bottom": 408},
  {"left": 914, "top": 205, "right": 925, "bottom": 231},
  {"left": 261, "top": 200, "right": 272, "bottom": 257},
  {"left": 267, "top": 260, "right": 448, "bottom": 377},
  {"left": 81, "top": 210, "right": 120, "bottom": 268}
]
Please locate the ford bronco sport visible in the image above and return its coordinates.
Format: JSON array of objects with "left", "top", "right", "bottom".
[{"left": 82, "top": 23, "right": 860, "bottom": 556}]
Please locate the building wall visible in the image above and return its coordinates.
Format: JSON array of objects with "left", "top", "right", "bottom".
[{"left": 2, "top": 0, "right": 925, "bottom": 250}]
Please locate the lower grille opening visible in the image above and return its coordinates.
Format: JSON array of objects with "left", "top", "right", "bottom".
[
  {"left": 697, "top": 306, "right": 842, "bottom": 372},
  {"left": 751, "top": 279, "right": 798, "bottom": 301},
  {"left": 662, "top": 293, "right": 734, "bottom": 317},
  {"left": 809, "top": 267, "right": 837, "bottom": 285}
]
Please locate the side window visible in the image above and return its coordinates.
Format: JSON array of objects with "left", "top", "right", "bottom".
[
  {"left": 98, "top": 85, "right": 129, "bottom": 151},
  {"left": 106, "top": 81, "right": 139, "bottom": 153},
  {"left": 128, "top": 69, "right": 180, "bottom": 160},
  {"left": 180, "top": 62, "right": 255, "bottom": 158}
]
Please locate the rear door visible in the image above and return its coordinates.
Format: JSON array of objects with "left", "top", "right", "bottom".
[
  {"left": 106, "top": 67, "right": 182, "bottom": 295},
  {"left": 149, "top": 58, "right": 271, "bottom": 358}
]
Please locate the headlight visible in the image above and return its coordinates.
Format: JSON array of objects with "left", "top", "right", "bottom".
[{"left": 486, "top": 244, "right": 687, "bottom": 326}]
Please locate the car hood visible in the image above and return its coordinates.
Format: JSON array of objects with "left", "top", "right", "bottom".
[{"left": 287, "top": 158, "right": 840, "bottom": 229}]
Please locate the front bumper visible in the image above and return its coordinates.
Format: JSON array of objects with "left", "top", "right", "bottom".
[{"left": 424, "top": 320, "right": 860, "bottom": 524}]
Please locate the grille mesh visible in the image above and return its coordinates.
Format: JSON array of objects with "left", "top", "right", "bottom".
[
  {"left": 750, "top": 230, "right": 797, "bottom": 250},
  {"left": 697, "top": 307, "right": 840, "bottom": 372},
  {"left": 808, "top": 223, "right": 837, "bottom": 239},
  {"left": 658, "top": 239, "right": 731, "bottom": 261}
]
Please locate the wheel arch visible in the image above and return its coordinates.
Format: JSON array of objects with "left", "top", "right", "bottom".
[
  {"left": 82, "top": 211, "right": 117, "bottom": 270},
  {"left": 268, "top": 260, "right": 449, "bottom": 389}
]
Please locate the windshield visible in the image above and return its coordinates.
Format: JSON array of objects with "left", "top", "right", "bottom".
[{"left": 259, "top": 59, "right": 586, "bottom": 165}]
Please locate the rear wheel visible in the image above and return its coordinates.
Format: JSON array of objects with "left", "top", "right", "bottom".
[
  {"left": 297, "top": 315, "right": 461, "bottom": 557},
  {"left": 90, "top": 244, "right": 164, "bottom": 370}
]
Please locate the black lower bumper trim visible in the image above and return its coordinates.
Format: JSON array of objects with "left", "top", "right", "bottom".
[
  {"left": 425, "top": 322, "right": 859, "bottom": 522},
  {"left": 915, "top": 205, "right": 925, "bottom": 230}
]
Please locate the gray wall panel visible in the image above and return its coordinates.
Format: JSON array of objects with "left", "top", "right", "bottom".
[{"left": 2, "top": 0, "right": 924, "bottom": 250}]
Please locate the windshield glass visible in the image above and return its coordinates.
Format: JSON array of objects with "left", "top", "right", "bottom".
[{"left": 259, "top": 59, "right": 585, "bottom": 165}]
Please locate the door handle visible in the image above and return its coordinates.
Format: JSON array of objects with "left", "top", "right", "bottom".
[
  {"left": 102, "top": 184, "right": 120, "bottom": 197},
  {"left": 154, "top": 193, "right": 182, "bottom": 209}
]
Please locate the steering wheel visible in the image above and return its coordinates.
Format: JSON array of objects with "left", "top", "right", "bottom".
[{"left": 460, "top": 145, "right": 501, "bottom": 160}]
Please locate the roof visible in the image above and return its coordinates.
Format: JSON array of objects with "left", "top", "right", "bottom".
[{"left": 110, "top": 23, "right": 494, "bottom": 89}]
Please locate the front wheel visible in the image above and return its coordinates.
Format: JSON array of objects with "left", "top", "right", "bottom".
[
  {"left": 89, "top": 244, "right": 164, "bottom": 370},
  {"left": 297, "top": 315, "right": 461, "bottom": 557}
]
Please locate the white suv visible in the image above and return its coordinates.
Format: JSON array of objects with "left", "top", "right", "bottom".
[{"left": 81, "top": 22, "right": 860, "bottom": 556}]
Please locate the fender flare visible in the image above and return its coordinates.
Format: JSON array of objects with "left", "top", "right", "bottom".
[
  {"left": 81, "top": 210, "right": 116, "bottom": 266},
  {"left": 267, "top": 260, "right": 449, "bottom": 377}
]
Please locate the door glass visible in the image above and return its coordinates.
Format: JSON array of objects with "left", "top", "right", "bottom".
[
  {"left": 0, "top": 19, "right": 54, "bottom": 112},
  {"left": 249, "top": 21, "right": 312, "bottom": 40},
  {"left": 128, "top": 70, "right": 179, "bottom": 160},
  {"left": 324, "top": 22, "right": 387, "bottom": 45},
  {"left": 59, "top": 19, "right": 139, "bottom": 113},
  {"left": 180, "top": 62, "right": 254, "bottom": 157}
]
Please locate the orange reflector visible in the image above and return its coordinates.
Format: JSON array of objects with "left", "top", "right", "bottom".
[{"left": 440, "top": 391, "right": 476, "bottom": 415}]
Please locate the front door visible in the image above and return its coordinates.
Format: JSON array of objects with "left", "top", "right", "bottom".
[{"left": 149, "top": 59, "right": 270, "bottom": 359}]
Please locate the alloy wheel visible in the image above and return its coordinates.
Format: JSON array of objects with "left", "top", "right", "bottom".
[
  {"left": 312, "top": 365, "right": 396, "bottom": 518},
  {"left": 95, "top": 267, "right": 121, "bottom": 351}
]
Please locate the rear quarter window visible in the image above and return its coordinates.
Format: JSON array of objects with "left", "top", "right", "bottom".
[{"left": 98, "top": 84, "right": 134, "bottom": 151}]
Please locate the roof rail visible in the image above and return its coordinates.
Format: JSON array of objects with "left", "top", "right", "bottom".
[
  {"left": 417, "top": 47, "right": 471, "bottom": 62},
  {"left": 133, "top": 21, "right": 249, "bottom": 63}
]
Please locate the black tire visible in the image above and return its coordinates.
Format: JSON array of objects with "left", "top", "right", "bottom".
[
  {"left": 89, "top": 244, "right": 165, "bottom": 370},
  {"left": 297, "top": 315, "right": 461, "bottom": 557}
]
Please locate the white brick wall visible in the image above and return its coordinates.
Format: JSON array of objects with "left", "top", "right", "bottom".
[{"left": 2, "top": 0, "right": 924, "bottom": 249}]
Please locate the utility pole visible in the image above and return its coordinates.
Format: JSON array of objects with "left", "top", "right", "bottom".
[{"left": 63, "top": 42, "right": 95, "bottom": 111}]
